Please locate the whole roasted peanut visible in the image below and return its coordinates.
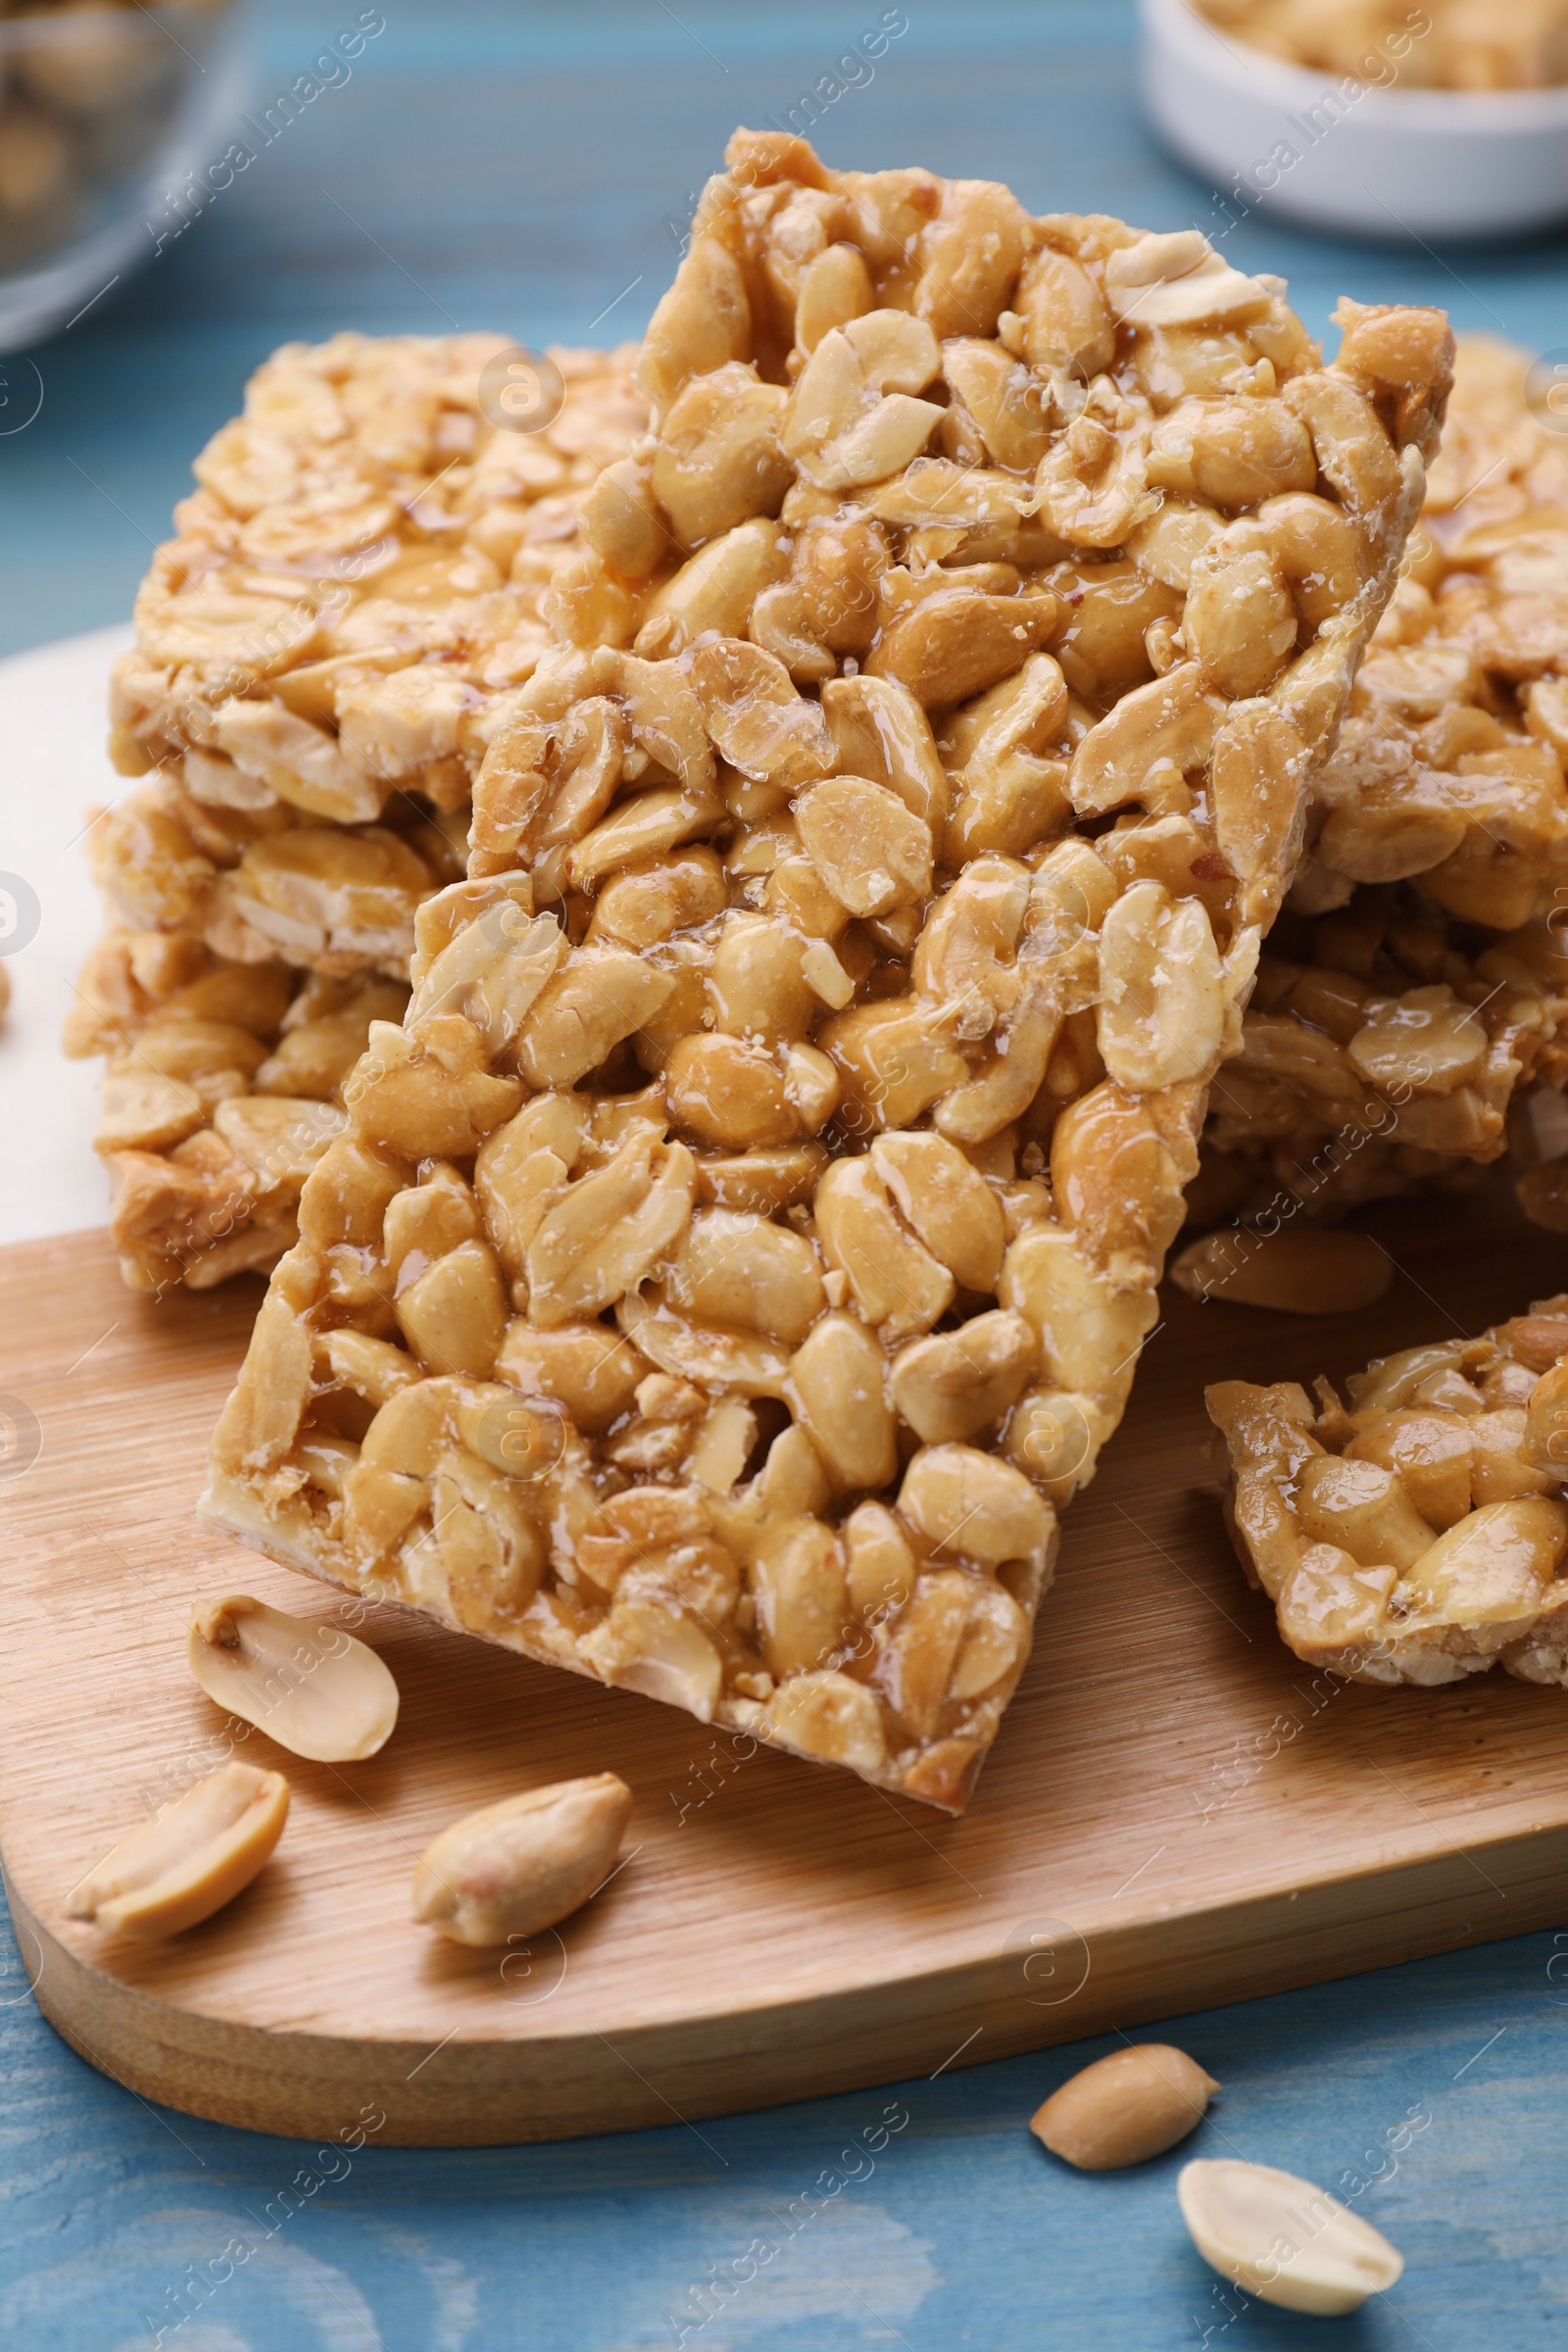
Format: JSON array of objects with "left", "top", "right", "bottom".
[
  {"left": 413, "top": 1771, "right": 633, "bottom": 1945},
  {"left": 1179, "top": 2158, "right": 1403, "bottom": 2315},
  {"left": 1183, "top": 541, "right": 1298, "bottom": 699},
  {"left": 187, "top": 1595, "right": 400, "bottom": 1761},
  {"left": 1013, "top": 242, "right": 1114, "bottom": 377},
  {"left": 796, "top": 243, "right": 875, "bottom": 353},
  {"left": 67, "top": 1763, "right": 289, "bottom": 1941},
  {"left": 1031, "top": 2044, "right": 1218, "bottom": 2170},
  {"left": 1171, "top": 1228, "right": 1392, "bottom": 1315},
  {"left": 865, "top": 587, "right": 1057, "bottom": 709}
]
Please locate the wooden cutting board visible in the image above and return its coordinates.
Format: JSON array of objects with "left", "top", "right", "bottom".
[{"left": 1, "top": 1206, "right": 1564, "bottom": 2147}]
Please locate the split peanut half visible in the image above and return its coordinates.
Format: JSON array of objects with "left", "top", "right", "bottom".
[
  {"left": 187, "top": 1594, "right": 399, "bottom": 1761},
  {"left": 66, "top": 1761, "right": 289, "bottom": 1940},
  {"left": 1179, "top": 2157, "right": 1403, "bottom": 2315},
  {"left": 413, "top": 1771, "right": 633, "bottom": 1946},
  {"left": 1031, "top": 2043, "right": 1218, "bottom": 2169}
]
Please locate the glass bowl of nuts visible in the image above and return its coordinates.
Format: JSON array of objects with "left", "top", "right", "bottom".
[
  {"left": 0, "top": 0, "right": 249, "bottom": 353},
  {"left": 1139, "top": 0, "right": 1568, "bottom": 241}
]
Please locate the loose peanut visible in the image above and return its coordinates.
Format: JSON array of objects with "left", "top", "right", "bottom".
[
  {"left": 413, "top": 1772, "right": 633, "bottom": 1945},
  {"left": 1031, "top": 2044, "right": 1218, "bottom": 2170},
  {"left": 187, "top": 1596, "right": 400, "bottom": 1760},
  {"left": 67, "top": 1763, "right": 289, "bottom": 1941},
  {"left": 1179, "top": 2160, "right": 1403, "bottom": 2316}
]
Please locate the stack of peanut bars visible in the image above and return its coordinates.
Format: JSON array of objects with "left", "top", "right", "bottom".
[
  {"left": 91, "top": 128, "right": 1568, "bottom": 1799},
  {"left": 128, "top": 128, "right": 1466, "bottom": 1813}
]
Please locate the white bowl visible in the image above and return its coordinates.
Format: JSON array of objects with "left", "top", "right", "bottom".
[
  {"left": 0, "top": 4, "right": 251, "bottom": 354},
  {"left": 1139, "top": 0, "right": 1568, "bottom": 242}
]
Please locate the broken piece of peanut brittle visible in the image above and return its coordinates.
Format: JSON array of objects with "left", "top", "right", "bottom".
[{"left": 1208, "top": 1299, "right": 1568, "bottom": 1684}]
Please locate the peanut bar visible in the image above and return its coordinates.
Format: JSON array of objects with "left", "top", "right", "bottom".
[
  {"left": 1209, "top": 887, "right": 1568, "bottom": 1167},
  {"left": 1208, "top": 1301, "right": 1568, "bottom": 1685},
  {"left": 1298, "top": 335, "right": 1568, "bottom": 929},
  {"left": 1192, "top": 339, "right": 1568, "bottom": 1228},
  {"left": 93, "top": 334, "right": 647, "bottom": 962},
  {"left": 199, "top": 131, "right": 1448, "bottom": 1810},
  {"left": 72, "top": 333, "right": 646, "bottom": 1288}
]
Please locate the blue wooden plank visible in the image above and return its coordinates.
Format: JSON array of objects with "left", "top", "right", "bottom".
[
  {"left": 2, "top": 1890, "right": 1566, "bottom": 2348},
  {"left": 4, "top": 4, "right": 1568, "bottom": 2339}
]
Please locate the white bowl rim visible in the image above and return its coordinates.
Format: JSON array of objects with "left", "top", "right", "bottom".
[{"left": 1141, "top": 0, "right": 1568, "bottom": 125}]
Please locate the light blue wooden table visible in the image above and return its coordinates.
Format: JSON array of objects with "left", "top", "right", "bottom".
[{"left": 4, "top": 5, "right": 1568, "bottom": 2343}]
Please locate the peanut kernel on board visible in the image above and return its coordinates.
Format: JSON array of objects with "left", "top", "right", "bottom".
[
  {"left": 186, "top": 1595, "right": 400, "bottom": 1762},
  {"left": 66, "top": 1763, "right": 289, "bottom": 1941},
  {"left": 200, "top": 128, "right": 1448, "bottom": 1811},
  {"left": 413, "top": 1771, "right": 634, "bottom": 1946},
  {"left": 1031, "top": 2044, "right": 1219, "bottom": 2170}
]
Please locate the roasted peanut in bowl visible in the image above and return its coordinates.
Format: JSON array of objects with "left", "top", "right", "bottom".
[
  {"left": 1139, "top": 0, "right": 1568, "bottom": 241},
  {"left": 0, "top": 0, "right": 253, "bottom": 352}
]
